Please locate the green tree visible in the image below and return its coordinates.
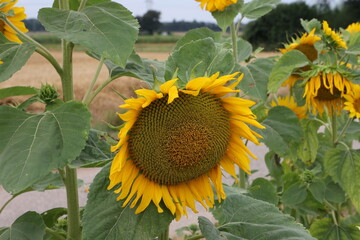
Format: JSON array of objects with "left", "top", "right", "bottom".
[{"left": 138, "top": 10, "right": 161, "bottom": 35}]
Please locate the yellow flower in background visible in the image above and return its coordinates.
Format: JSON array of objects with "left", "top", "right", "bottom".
[
  {"left": 0, "top": 59, "right": 3, "bottom": 64},
  {"left": 303, "top": 71, "right": 353, "bottom": 116},
  {"left": 346, "top": 22, "right": 360, "bottom": 34},
  {"left": 271, "top": 96, "right": 307, "bottom": 119},
  {"left": 0, "top": 0, "right": 28, "bottom": 43},
  {"left": 108, "top": 72, "right": 264, "bottom": 220},
  {"left": 196, "top": 0, "right": 237, "bottom": 12},
  {"left": 322, "top": 21, "right": 347, "bottom": 49},
  {"left": 343, "top": 84, "right": 360, "bottom": 118}
]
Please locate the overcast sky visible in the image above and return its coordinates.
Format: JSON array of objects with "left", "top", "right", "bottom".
[{"left": 18, "top": 0, "right": 342, "bottom": 22}]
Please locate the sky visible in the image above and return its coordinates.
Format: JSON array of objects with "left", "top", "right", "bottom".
[{"left": 18, "top": 0, "right": 343, "bottom": 23}]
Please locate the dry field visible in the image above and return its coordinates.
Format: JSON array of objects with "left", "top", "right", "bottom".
[{"left": 0, "top": 50, "right": 278, "bottom": 126}]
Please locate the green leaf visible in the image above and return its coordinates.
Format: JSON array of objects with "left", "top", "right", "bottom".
[
  {"left": 324, "top": 181, "right": 346, "bottom": 204},
  {"left": 256, "top": 106, "right": 303, "bottom": 157},
  {"left": 247, "top": 178, "right": 279, "bottom": 205},
  {"left": 268, "top": 50, "right": 310, "bottom": 93},
  {"left": 82, "top": 164, "right": 175, "bottom": 240},
  {"left": 174, "top": 27, "right": 220, "bottom": 51},
  {"left": 308, "top": 181, "right": 326, "bottom": 203},
  {"left": 0, "top": 86, "right": 38, "bottom": 98},
  {"left": 238, "top": 57, "right": 274, "bottom": 102},
  {"left": 324, "top": 149, "right": 360, "bottom": 212},
  {"left": 198, "top": 216, "right": 227, "bottom": 240},
  {"left": 52, "top": 0, "right": 110, "bottom": 10},
  {"left": 237, "top": 38, "right": 252, "bottom": 62},
  {"left": 241, "top": 0, "right": 280, "bottom": 19},
  {"left": 211, "top": 1, "right": 243, "bottom": 32},
  {"left": 41, "top": 208, "right": 67, "bottom": 228},
  {"left": 0, "top": 42, "right": 36, "bottom": 82},
  {"left": 0, "top": 212, "right": 46, "bottom": 240},
  {"left": 310, "top": 218, "right": 360, "bottom": 240},
  {"left": 282, "top": 182, "right": 308, "bottom": 205},
  {"left": 71, "top": 129, "right": 114, "bottom": 168},
  {"left": 38, "top": 2, "right": 139, "bottom": 67},
  {"left": 300, "top": 18, "right": 322, "bottom": 34},
  {"left": 0, "top": 101, "right": 91, "bottom": 194},
  {"left": 165, "top": 38, "right": 234, "bottom": 85},
  {"left": 211, "top": 193, "right": 316, "bottom": 240},
  {"left": 298, "top": 119, "right": 321, "bottom": 164}
]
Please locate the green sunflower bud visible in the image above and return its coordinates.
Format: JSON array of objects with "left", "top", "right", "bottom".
[
  {"left": 301, "top": 169, "right": 315, "bottom": 184},
  {"left": 38, "top": 84, "right": 59, "bottom": 104}
]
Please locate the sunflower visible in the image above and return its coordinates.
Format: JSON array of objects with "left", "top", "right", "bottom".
[
  {"left": 108, "top": 72, "right": 264, "bottom": 219},
  {"left": 303, "top": 70, "right": 353, "bottom": 116},
  {"left": 0, "top": 0, "right": 28, "bottom": 43},
  {"left": 343, "top": 84, "right": 360, "bottom": 118},
  {"left": 280, "top": 29, "right": 321, "bottom": 87},
  {"left": 322, "top": 21, "right": 347, "bottom": 49},
  {"left": 0, "top": 59, "right": 3, "bottom": 64},
  {"left": 195, "top": 0, "right": 237, "bottom": 12},
  {"left": 346, "top": 22, "right": 360, "bottom": 34},
  {"left": 271, "top": 96, "right": 307, "bottom": 119}
]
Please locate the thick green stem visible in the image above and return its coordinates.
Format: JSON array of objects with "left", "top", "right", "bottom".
[
  {"left": 3, "top": 17, "right": 63, "bottom": 77},
  {"left": 239, "top": 169, "right": 246, "bottom": 188},
  {"left": 0, "top": 195, "right": 16, "bottom": 215},
  {"left": 78, "top": 0, "right": 88, "bottom": 11},
  {"left": 82, "top": 56, "right": 105, "bottom": 105},
  {"left": 230, "top": 22, "right": 238, "bottom": 63},
  {"left": 158, "top": 226, "right": 169, "bottom": 240},
  {"left": 61, "top": 41, "right": 74, "bottom": 102},
  {"left": 84, "top": 76, "right": 113, "bottom": 106}
]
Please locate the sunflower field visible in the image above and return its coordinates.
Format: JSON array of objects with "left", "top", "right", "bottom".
[{"left": 0, "top": 0, "right": 360, "bottom": 239}]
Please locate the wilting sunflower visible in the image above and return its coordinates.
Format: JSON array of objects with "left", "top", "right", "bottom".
[
  {"left": 346, "top": 22, "right": 360, "bottom": 34},
  {"left": 271, "top": 96, "right": 307, "bottom": 119},
  {"left": 303, "top": 70, "right": 353, "bottom": 116},
  {"left": 343, "top": 84, "right": 360, "bottom": 118},
  {"left": 108, "top": 72, "right": 264, "bottom": 219},
  {"left": 0, "top": 0, "right": 28, "bottom": 43},
  {"left": 195, "top": 0, "right": 237, "bottom": 12},
  {"left": 322, "top": 21, "right": 347, "bottom": 49},
  {"left": 280, "top": 29, "right": 321, "bottom": 87}
]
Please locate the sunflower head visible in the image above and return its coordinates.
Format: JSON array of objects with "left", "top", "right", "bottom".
[
  {"left": 346, "top": 22, "right": 360, "bottom": 34},
  {"left": 108, "top": 72, "right": 264, "bottom": 220},
  {"left": 0, "top": 0, "right": 28, "bottom": 43},
  {"left": 195, "top": 0, "right": 238, "bottom": 12},
  {"left": 303, "top": 69, "right": 353, "bottom": 116},
  {"left": 322, "top": 21, "right": 347, "bottom": 49},
  {"left": 271, "top": 96, "right": 307, "bottom": 119},
  {"left": 343, "top": 83, "right": 360, "bottom": 118}
]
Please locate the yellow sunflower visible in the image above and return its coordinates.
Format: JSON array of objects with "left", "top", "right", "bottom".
[
  {"left": 343, "top": 84, "right": 360, "bottom": 118},
  {"left": 280, "top": 29, "right": 321, "bottom": 87},
  {"left": 271, "top": 96, "right": 307, "bottom": 119},
  {"left": 346, "top": 22, "right": 360, "bottom": 34},
  {"left": 303, "top": 71, "right": 353, "bottom": 116},
  {"left": 0, "top": 0, "right": 28, "bottom": 43},
  {"left": 108, "top": 72, "right": 264, "bottom": 220},
  {"left": 195, "top": 0, "right": 237, "bottom": 12},
  {"left": 0, "top": 59, "right": 3, "bottom": 64},
  {"left": 322, "top": 21, "right": 347, "bottom": 49}
]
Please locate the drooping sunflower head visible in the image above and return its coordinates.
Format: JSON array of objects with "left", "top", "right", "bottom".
[
  {"left": 346, "top": 22, "right": 360, "bottom": 34},
  {"left": 195, "top": 0, "right": 237, "bottom": 12},
  {"left": 0, "top": 0, "right": 28, "bottom": 43},
  {"left": 271, "top": 96, "right": 307, "bottom": 119},
  {"left": 303, "top": 69, "right": 353, "bottom": 116},
  {"left": 322, "top": 21, "right": 347, "bottom": 49},
  {"left": 108, "top": 72, "right": 264, "bottom": 220},
  {"left": 343, "top": 83, "right": 360, "bottom": 119}
]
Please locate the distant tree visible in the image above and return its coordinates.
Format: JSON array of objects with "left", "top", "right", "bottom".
[
  {"left": 23, "top": 19, "right": 45, "bottom": 32},
  {"left": 137, "top": 10, "right": 161, "bottom": 35},
  {"left": 160, "top": 20, "right": 221, "bottom": 32}
]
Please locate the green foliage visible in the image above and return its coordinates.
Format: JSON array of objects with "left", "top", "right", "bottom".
[
  {"left": 241, "top": 0, "right": 280, "bottom": 19},
  {"left": 198, "top": 216, "right": 226, "bottom": 240},
  {"left": 82, "top": 165, "right": 175, "bottom": 240},
  {"left": 211, "top": 1, "right": 243, "bottom": 32},
  {"left": 247, "top": 177, "right": 279, "bottom": 205},
  {"left": 38, "top": 2, "right": 139, "bottom": 67},
  {"left": 0, "top": 86, "right": 38, "bottom": 98},
  {"left": 310, "top": 218, "right": 360, "bottom": 240},
  {"left": 137, "top": 10, "right": 161, "bottom": 35}
]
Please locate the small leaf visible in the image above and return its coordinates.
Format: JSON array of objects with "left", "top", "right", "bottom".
[
  {"left": 282, "top": 182, "right": 308, "bottom": 205},
  {"left": 298, "top": 119, "right": 321, "bottom": 164},
  {"left": 173, "top": 27, "right": 220, "bottom": 51},
  {"left": 308, "top": 181, "right": 326, "bottom": 203},
  {"left": 241, "top": 0, "right": 280, "bottom": 19},
  {"left": 0, "top": 101, "right": 91, "bottom": 194},
  {"left": 268, "top": 50, "right": 310, "bottom": 93},
  {"left": 82, "top": 165, "right": 175, "bottom": 240},
  {"left": 41, "top": 208, "right": 67, "bottom": 228},
  {"left": 0, "top": 86, "right": 38, "bottom": 98},
  {"left": 247, "top": 178, "right": 279, "bottom": 205},
  {"left": 0, "top": 42, "right": 36, "bottom": 82},
  {"left": 38, "top": 2, "right": 139, "bottom": 67},
  {"left": 324, "top": 181, "right": 346, "bottom": 204},
  {"left": 211, "top": 1, "right": 243, "bottom": 32},
  {"left": 198, "top": 216, "right": 227, "bottom": 240},
  {"left": 237, "top": 38, "right": 252, "bottom": 62}
]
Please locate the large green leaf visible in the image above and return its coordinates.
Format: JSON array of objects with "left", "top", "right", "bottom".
[
  {"left": 310, "top": 218, "right": 360, "bottom": 240},
  {"left": 0, "top": 212, "right": 46, "bottom": 240},
  {"left": 82, "top": 165, "right": 175, "bottom": 240},
  {"left": 211, "top": 1, "right": 243, "bottom": 32},
  {"left": 0, "top": 101, "right": 91, "bottom": 194},
  {"left": 165, "top": 38, "right": 234, "bottom": 85},
  {"left": 268, "top": 50, "right": 310, "bottom": 93},
  {"left": 247, "top": 178, "right": 279, "bottom": 205},
  {"left": 256, "top": 106, "right": 303, "bottom": 157},
  {"left": 0, "top": 41, "right": 36, "bottom": 82},
  {"left": 237, "top": 38, "right": 253, "bottom": 62},
  {"left": 238, "top": 57, "right": 274, "bottom": 102},
  {"left": 241, "top": 0, "right": 280, "bottom": 19},
  {"left": 282, "top": 182, "right": 308, "bottom": 206},
  {"left": 324, "top": 149, "right": 360, "bottom": 212},
  {"left": 211, "top": 193, "right": 316, "bottom": 240},
  {"left": 52, "top": 0, "right": 110, "bottom": 10},
  {"left": 198, "top": 216, "right": 227, "bottom": 240},
  {"left": 38, "top": 2, "right": 139, "bottom": 67},
  {"left": 173, "top": 28, "right": 220, "bottom": 51},
  {"left": 298, "top": 119, "right": 321, "bottom": 164},
  {"left": 0, "top": 86, "right": 38, "bottom": 99}
]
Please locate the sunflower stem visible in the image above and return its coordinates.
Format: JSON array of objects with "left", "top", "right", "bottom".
[
  {"left": 45, "top": 227, "right": 66, "bottom": 240},
  {"left": 84, "top": 76, "right": 113, "bottom": 106},
  {"left": 186, "top": 235, "right": 204, "bottom": 240},
  {"left": 331, "top": 111, "right": 337, "bottom": 147},
  {"left": 82, "top": 56, "right": 105, "bottom": 105},
  {"left": 158, "top": 226, "right": 169, "bottom": 240},
  {"left": 0, "top": 195, "right": 17, "bottom": 215},
  {"left": 78, "top": 0, "right": 88, "bottom": 11},
  {"left": 239, "top": 169, "right": 246, "bottom": 188},
  {"left": 334, "top": 117, "right": 353, "bottom": 145},
  {"left": 230, "top": 22, "right": 238, "bottom": 63},
  {"left": 2, "top": 17, "right": 63, "bottom": 77}
]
